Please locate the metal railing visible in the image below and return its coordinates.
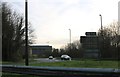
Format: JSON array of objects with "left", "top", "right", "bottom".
[{"left": 1, "top": 65, "right": 120, "bottom": 77}]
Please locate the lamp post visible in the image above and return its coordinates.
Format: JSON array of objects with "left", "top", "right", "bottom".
[
  {"left": 69, "top": 29, "right": 71, "bottom": 51},
  {"left": 99, "top": 14, "right": 103, "bottom": 31},
  {"left": 99, "top": 14, "right": 103, "bottom": 60},
  {"left": 25, "top": 0, "right": 29, "bottom": 66}
]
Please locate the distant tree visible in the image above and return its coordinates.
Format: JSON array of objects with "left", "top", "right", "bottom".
[
  {"left": 2, "top": 3, "right": 35, "bottom": 61},
  {"left": 51, "top": 48, "right": 60, "bottom": 57},
  {"left": 59, "top": 48, "right": 65, "bottom": 55},
  {"left": 61, "top": 40, "right": 83, "bottom": 58}
]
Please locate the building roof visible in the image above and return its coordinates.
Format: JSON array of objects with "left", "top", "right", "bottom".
[{"left": 29, "top": 44, "right": 52, "bottom": 47}]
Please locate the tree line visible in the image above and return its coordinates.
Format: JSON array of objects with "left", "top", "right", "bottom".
[
  {"left": 51, "top": 40, "right": 84, "bottom": 58},
  {"left": 98, "top": 22, "right": 120, "bottom": 59}
]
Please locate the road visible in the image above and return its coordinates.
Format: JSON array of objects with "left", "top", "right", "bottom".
[{"left": 34, "top": 58, "right": 62, "bottom": 62}]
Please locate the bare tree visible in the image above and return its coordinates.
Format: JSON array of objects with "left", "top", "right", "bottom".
[
  {"left": 98, "top": 21, "right": 120, "bottom": 59},
  {"left": 60, "top": 40, "right": 83, "bottom": 58},
  {"left": 2, "top": 3, "right": 35, "bottom": 61}
]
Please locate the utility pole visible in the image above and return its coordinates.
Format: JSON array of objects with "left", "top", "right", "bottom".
[{"left": 25, "top": 0, "right": 29, "bottom": 66}]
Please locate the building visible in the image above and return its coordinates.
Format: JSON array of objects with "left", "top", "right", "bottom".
[
  {"left": 80, "top": 32, "right": 100, "bottom": 58},
  {"left": 30, "top": 45, "right": 52, "bottom": 57}
]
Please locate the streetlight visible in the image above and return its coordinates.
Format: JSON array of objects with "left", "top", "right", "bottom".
[
  {"left": 25, "top": 0, "right": 29, "bottom": 66},
  {"left": 69, "top": 29, "right": 71, "bottom": 52},
  {"left": 69, "top": 29, "right": 71, "bottom": 45},
  {"left": 99, "top": 14, "right": 103, "bottom": 31},
  {"left": 99, "top": 14, "right": 103, "bottom": 60}
]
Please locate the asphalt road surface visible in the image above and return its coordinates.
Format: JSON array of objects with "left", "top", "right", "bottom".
[{"left": 34, "top": 58, "right": 61, "bottom": 62}]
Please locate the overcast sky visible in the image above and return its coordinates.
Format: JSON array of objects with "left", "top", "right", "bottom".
[{"left": 2, "top": 0, "right": 120, "bottom": 48}]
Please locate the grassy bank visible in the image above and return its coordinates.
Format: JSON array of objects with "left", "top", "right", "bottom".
[
  {"left": 30, "top": 60, "right": 119, "bottom": 68},
  {"left": 2, "top": 59, "right": 119, "bottom": 68}
]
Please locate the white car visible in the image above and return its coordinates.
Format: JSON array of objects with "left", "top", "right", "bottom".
[
  {"left": 49, "top": 56, "right": 53, "bottom": 59},
  {"left": 61, "top": 55, "right": 71, "bottom": 60}
]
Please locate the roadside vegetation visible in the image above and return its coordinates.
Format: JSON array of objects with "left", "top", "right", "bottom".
[{"left": 2, "top": 59, "right": 119, "bottom": 68}]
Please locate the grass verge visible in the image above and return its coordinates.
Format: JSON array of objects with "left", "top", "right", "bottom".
[{"left": 30, "top": 60, "right": 119, "bottom": 68}]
